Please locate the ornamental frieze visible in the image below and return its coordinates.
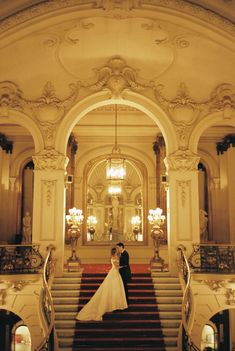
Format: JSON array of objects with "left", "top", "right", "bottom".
[
  {"left": 0, "top": 80, "right": 79, "bottom": 123},
  {"left": 32, "top": 149, "right": 69, "bottom": 171},
  {"left": 0, "top": 0, "right": 235, "bottom": 37}
]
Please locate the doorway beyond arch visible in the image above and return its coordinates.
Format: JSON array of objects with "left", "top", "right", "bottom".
[{"left": 55, "top": 91, "right": 178, "bottom": 156}]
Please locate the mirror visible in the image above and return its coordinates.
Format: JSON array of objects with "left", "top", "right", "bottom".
[{"left": 83, "top": 157, "right": 146, "bottom": 244}]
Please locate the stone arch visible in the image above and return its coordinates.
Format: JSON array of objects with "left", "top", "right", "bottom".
[
  {"left": 198, "top": 148, "right": 220, "bottom": 179},
  {"left": 55, "top": 91, "right": 178, "bottom": 156},
  {"left": 0, "top": 110, "right": 44, "bottom": 153},
  {"left": 189, "top": 111, "right": 235, "bottom": 154},
  {"left": 10, "top": 148, "right": 34, "bottom": 177}
]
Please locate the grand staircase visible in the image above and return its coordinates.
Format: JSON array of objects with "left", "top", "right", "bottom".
[{"left": 52, "top": 270, "right": 182, "bottom": 351}]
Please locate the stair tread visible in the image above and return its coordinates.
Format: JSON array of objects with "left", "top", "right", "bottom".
[{"left": 53, "top": 270, "right": 182, "bottom": 350}]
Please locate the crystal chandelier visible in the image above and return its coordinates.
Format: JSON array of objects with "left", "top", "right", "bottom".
[{"left": 106, "top": 104, "right": 126, "bottom": 182}]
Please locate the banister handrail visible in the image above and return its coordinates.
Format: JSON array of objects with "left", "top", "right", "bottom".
[
  {"left": 177, "top": 245, "right": 200, "bottom": 351},
  {"left": 35, "top": 245, "right": 56, "bottom": 351},
  {"left": 177, "top": 245, "right": 191, "bottom": 332}
]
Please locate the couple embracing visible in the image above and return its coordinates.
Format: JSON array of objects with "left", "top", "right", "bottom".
[{"left": 76, "top": 242, "right": 131, "bottom": 321}]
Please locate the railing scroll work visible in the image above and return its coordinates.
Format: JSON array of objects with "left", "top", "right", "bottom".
[
  {"left": 35, "top": 244, "right": 57, "bottom": 351},
  {"left": 177, "top": 245, "right": 200, "bottom": 351}
]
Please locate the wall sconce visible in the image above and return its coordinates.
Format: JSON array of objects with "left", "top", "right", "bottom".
[{"left": 87, "top": 215, "right": 97, "bottom": 241}]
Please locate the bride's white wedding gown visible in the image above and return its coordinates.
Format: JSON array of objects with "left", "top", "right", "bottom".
[{"left": 76, "top": 258, "right": 128, "bottom": 321}]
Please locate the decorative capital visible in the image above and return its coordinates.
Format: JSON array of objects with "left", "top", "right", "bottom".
[
  {"left": 33, "top": 149, "right": 69, "bottom": 171},
  {"left": 164, "top": 149, "right": 200, "bottom": 171}
]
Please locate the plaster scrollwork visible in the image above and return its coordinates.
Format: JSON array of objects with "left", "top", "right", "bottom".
[
  {"left": 0, "top": 81, "right": 24, "bottom": 116},
  {"left": 1, "top": 0, "right": 235, "bottom": 37},
  {"left": 202, "top": 279, "right": 225, "bottom": 291},
  {"left": 41, "top": 20, "right": 95, "bottom": 79},
  {"left": 42, "top": 180, "right": 57, "bottom": 206},
  {"left": 28, "top": 81, "right": 79, "bottom": 123},
  {"left": 141, "top": 21, "right": 191, "bottom": 49},
  {"left": 83, "top": 56, "right": 153, "bottom": 97},
  {"left": 227, "top": 288, "right": 235, "bottom": 305},
  {"left": 209, "top": 83, "right": 235, "bottom": 118},
  {"left": 165, "top": 149, "right": 200, "bottom": 172},
  {"left": 96, "top": 0, "right": 141, "bottom": 11},
  {"left": 177, "top": 180, "right": 191, "bottom": 207},
  {"left": 32, "top": 149, "right": 69, "bottom": 171},
  {"left": 154, "top": 83, "right": 203, "bottom": 125},
  {"left": 42, "top": 19, "right": 94, "bottom": 48},
  {"left": 0, "top": 80, "right": 79, "bottom": 148},
  {"left": 0, "top": 280, "right": 33, "bottom": 303}
]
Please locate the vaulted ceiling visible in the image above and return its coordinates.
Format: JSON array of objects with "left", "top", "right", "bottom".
[{"left": 0, "top": 0, "right": 235, "bottom": 145}]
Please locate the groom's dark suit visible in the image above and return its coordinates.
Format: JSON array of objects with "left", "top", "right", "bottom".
[{"left": 119, "top": 249, "right": 132, "bottom": 304}]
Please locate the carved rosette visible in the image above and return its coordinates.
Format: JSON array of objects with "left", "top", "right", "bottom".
[
  {"left": 33, "top": 149, "right": 69, "bottom": 171},
  {"left": 165, "top": 149, "right": 200, "bottom": 172}
]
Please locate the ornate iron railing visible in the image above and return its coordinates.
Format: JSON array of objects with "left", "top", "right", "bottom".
[
  {"left": 188, "top": 244, "right": 235, "bottom": 273},
  {"left": 182, "top": 327, "right": 200, "bottom": 351},
  {"left": 35, "top": 245, "right": 57, "bottom": 351},
  {"left": 0, "top": 244, "right": 43, "bottom": 274},
  {"left": 177, "top": 245, "right": 200, "bottom": 351}
]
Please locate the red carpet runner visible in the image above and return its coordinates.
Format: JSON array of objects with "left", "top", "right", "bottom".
[{"left": 72, "top": 271, "right": 166, "bottom": 351}]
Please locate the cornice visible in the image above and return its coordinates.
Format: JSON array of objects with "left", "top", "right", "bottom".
[{"left": 0, "top": 0, "right": 234, "bottom": 38}]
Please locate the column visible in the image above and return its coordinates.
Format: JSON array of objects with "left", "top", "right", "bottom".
[
  {"left": 210, "top": 177, "right": 221, "bottom": 243},
  {"left": 164, "top": 150, "right": 200, "bottom": 273},
  {"left": 32, "top": 149, "right": 69, "bottom": 275},
  {"left": 218, "top": 151, "right": 229, "bottom": 242},
  {"left": 8, "top": 177, "right": 17, "bottom": 242},
  {"left": 0, "top": 149, "right": 11, "bottom": 242}
]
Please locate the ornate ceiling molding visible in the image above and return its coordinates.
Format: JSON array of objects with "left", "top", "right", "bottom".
[
  {"left": 81, "top": 56, "right": 153, "bottom": 97},
  {"left": 0, "top": 0, "right": 235, "bottom": 37}
]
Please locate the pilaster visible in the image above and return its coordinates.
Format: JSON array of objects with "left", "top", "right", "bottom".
[
  {"left": 164, "top": 149, "right": 200, "bottom": 273},
  {"left": 32, "top": 149, "right": 69, "bottom": 274}
]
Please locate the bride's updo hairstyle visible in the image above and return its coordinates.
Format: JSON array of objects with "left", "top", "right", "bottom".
[{"left": 111, "top": 247, "right": 117, "bottom": 256}]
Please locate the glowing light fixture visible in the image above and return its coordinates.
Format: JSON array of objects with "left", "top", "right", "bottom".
[
  {"left": 108, "top": 184, "right": 122, "bottom": 195},
  {"left": 106, "top": 104, "right": 126, "bottom": 181}
]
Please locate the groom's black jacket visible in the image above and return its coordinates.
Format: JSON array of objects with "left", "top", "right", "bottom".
[{"left": 119, "top": 250, "right": 132, "bottom": 283}]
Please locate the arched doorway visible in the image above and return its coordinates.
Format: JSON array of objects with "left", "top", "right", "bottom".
[{"left": 60, "top": 98, "right": 176, "bottom": 266}]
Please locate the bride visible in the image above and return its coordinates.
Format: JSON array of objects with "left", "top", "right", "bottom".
[{"left": 76, "top": 247, "right": 128, "bottom": 321}]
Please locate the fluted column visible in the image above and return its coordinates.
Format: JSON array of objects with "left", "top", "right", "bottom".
[
  {"left": 164, "top": 150, "right": 200, "bottom": 273},
  {"left": 32, "top": 148, "right": 69, "bottom": 274}
]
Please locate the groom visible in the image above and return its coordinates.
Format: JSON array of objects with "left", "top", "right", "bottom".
[{"left": 117, "top": 242, "right": 132, "bottom": 305}]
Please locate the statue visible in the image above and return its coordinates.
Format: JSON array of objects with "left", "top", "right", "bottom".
[
  {"left": 199, "top": 209, "right": 208, "bottom": 242},
  {"left": 112, "top": 196, "right": 119, "bottom": 230},
  {"left": 22, "top": 212, "right": 32, "bottom": 243}
]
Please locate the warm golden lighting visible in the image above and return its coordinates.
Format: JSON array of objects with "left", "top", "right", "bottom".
[
  {"left": 108, "top": 184, "right": 122, "bottom": 195},
  {"left": 106, "top": 104, "right": 126, "bottom": 181},
  {"left": 87, "top": 215, "right": 97, "bottom": 226},
  {"left": 131, "top": 215, "right": 141, "bottom": 226},
  {"left": 66, "top": 207, "right": 84, "bottom": 226},
  {"left": 148, "top": 207, "right": 165, "bottom": 227}
]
